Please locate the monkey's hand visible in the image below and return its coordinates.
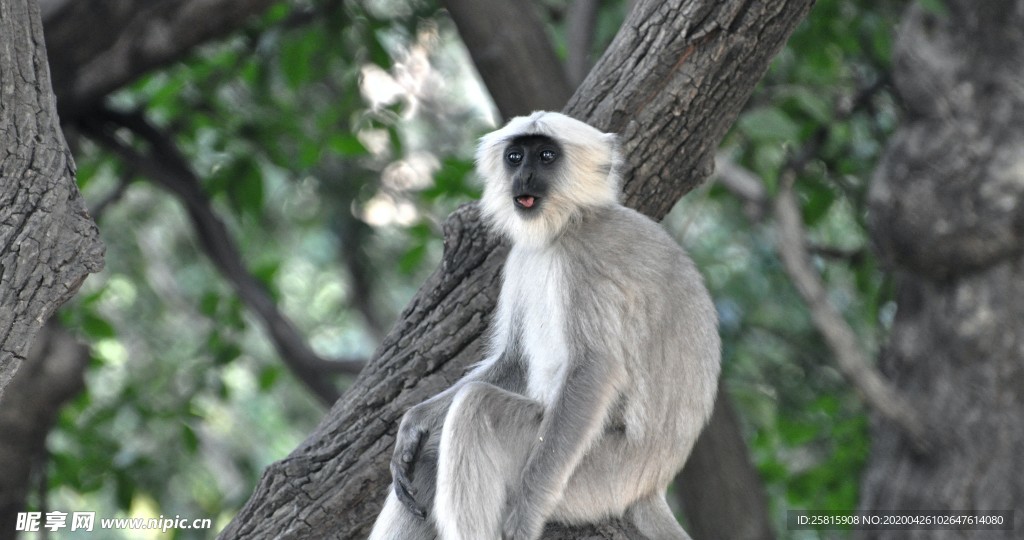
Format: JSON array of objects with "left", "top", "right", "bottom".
[
  {"left": 501, "top": 487, "right": 547, "bottom": 540},
  {"left": 390, "top": 405, "right": 434, "bottom": 520}
]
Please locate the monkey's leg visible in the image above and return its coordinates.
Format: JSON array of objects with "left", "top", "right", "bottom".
[
  {"left": 368, "top": 490, "right": 439, "bottom": 540},
  {"left": 368, "top": 432, "right": 441, "bottom": 540},
  {"left": 551, "top": 435, "right": 693, "bottom": 539},
  {"left": 433, "top": 381, "right": 543, "bottom": 540}
]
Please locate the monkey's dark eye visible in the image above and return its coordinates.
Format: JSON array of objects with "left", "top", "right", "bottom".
[
  {"left": 540, "top": 149, "right": 557, "bottom": 164},
  {"left": 506, "top": 150, "right": 523, "bottom": 165}
]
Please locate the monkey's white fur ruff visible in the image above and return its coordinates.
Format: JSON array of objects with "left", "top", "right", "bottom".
[{"left": 477, "top": 111, "right": 623, "bottom": 247}]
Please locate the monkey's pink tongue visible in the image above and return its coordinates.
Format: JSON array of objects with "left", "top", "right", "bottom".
[{"left": 516, "top": 195, "right": 536, "bottom": 208}]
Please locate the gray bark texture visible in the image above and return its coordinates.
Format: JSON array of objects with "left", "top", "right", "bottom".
[
  {"left": 860, "top": 1, "right": 1024, "bottom": 538},
  {"left": 0, "top": 0, "right": 104, "bottom": 400},
  {"left": 220, "top": 1, "right": 814, "bottom": 538}
]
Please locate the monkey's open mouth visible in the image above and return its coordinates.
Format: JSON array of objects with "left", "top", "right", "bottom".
[{"left": 514, "top": 194, "right": 539, "bottom": 209}]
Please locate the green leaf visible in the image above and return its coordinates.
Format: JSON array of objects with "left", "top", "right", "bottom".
[
  {"left": 258, "top": 366, "right": 282, "bottom": 391},
  {"left": 298, "top": 140, "right": 322, "bottom": 169},
  {"left": 779, "top": 418, "right": 818, "bottom": 446},
  {"left": 366, "top": 29, "right": 392, "bottom": 68},
  {"left": 224, "top": 160, "right": 265, "bottom": 217},
  {"left": 398, "top": 243, "right": 427, "bottom": 275},
  {"left": 798, "top": 180, "right": 836, "bottom": 227},
  {"left": 329, "top": 134, "right": 368, "bottom": 157},
  {"left": 263, "top": 2, "right": 290, "bottom": 24},
  {"left": 759, "top": 458, "right": 787, "bottom": 483},
  {"left": 114, "top": 472, "right": 135, "bottom": 511},
  {"left": 423, "top": 157, "right": 478, "bottom": 200},
  {"left": 799, "top": 45, "right": 842, "bottom": 84},
  {"left": 280, "top": 33, "right": 318, "bottom": 87},
  {"left": 81, "top": 312, "right": 116, "bottom": 339},
  {"left": 213, "top": 342, "right": 242, "bottom": 365},
  {"left": 253, "top": 259, "right": 281, "bottom": 292},
  {"left": 199, "top": 292, "right": 220, "bottom": 317},
  {"left": 181, "top": 423, "right": 199, "bottom": 453}
]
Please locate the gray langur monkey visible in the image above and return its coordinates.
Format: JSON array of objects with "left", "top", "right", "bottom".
[{"left": 368, "top": 111, "right": 720, "bottom": 540}]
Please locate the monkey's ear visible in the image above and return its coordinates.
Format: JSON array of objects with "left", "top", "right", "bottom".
[{"left": 603, "top": 132, "right": 623, "bottom": 160}]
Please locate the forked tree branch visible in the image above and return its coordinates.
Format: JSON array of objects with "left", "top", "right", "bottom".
[
  {"left": 43, "top": 0, "right": 277, "bottom": 116},
  {"left": 772, "top": 172, "right": 934, "bottom": 453},
  {"left": 0, "top": 0, "right": 104, "bottom": 400},
  {"left": 713, "top": 82, "right": 937, "bottom": 453},
  {"left": 79, "top": 108, "right": 365, "bottom": 406}
]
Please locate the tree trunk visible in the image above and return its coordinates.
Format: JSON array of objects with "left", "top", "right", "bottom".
[
  {"left": 860, "top": 2, "right": 1024, "bottom": 538},
  {"left": 0, "top": 322, "right": 90, "bottom": 538},
  {"left": 0, "top": 0, "right": 104, "bottom": 400},
  {"left": 219, "top": 1, "right": 815, "bottom": 538},
  {"left": 566, "top": 0, "right": 601, "bottom": 87}
]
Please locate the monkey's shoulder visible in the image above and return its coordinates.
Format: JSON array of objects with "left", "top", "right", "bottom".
[{"left": 565, "top": 204, "right": 690, "bottom": 265}]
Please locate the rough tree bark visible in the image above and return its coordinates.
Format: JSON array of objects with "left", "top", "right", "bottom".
[
  {"left": 0, "top": 0, "right": 104, "bottom": 399},
  {"left": 220, "top": 1, "right": 814, "bottom": 538},
  {"left": 860, "top": 1, "right": 1024, "bottom": 538}
]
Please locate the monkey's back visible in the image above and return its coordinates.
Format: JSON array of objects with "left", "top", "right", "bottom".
[{"left": 560, "top": 204, "right": 721, "bottom": 472}]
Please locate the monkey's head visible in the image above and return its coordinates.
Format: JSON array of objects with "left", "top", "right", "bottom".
[{"left": 477, "top": 111, "right": 622, "bottom": 247}]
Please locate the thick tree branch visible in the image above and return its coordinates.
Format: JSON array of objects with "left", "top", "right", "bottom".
[
  {"left": 571, "top": 0, "right": 813, "bottom": 220},
  {"left": 441, "top": 0, "right": 574, "bottom": 118},
  {"left": 79, "top": 108, "right": 364, "bottom": 405},
  {"left": 42, "top": 0, "right": 277, "bottom": 116},
  {"left": 221, "top": 1, "right": 815, "bottom": 538},
  {"left": 566, "top": 0, "right": 601, "bottom": 87},
  {"left": 0, "top": 0, "right": 104, "bottom": 399}
]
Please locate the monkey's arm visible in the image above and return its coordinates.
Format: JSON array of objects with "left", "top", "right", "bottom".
[
  {"left": 502, "top": 344, "right": 624, "bottom": 540},
  {"left": 392, "top": 351, "right": 527, "bottom": 517}
]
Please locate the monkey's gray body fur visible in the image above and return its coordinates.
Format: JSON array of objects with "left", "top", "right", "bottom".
[{"left": 369, "top": 112, "right": 720, "bottom": 540}]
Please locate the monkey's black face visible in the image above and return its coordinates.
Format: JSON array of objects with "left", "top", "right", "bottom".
[{"left": 504, "top": 135, "right": 560, "bottom": 217}]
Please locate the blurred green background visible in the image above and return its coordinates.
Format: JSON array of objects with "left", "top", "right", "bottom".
[{"left": 15, "top": 0, "right": 917, "bottom": 537}]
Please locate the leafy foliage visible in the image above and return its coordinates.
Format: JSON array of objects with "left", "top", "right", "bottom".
[
  {"left": 54, "top": 0, "right": 490, "bottom": 533},
  {"left": 667, "top": 0, "right": 906, "bottom": 533},
  {"left": 43, "top": 0, "right": 907, "bottom": 537}
]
